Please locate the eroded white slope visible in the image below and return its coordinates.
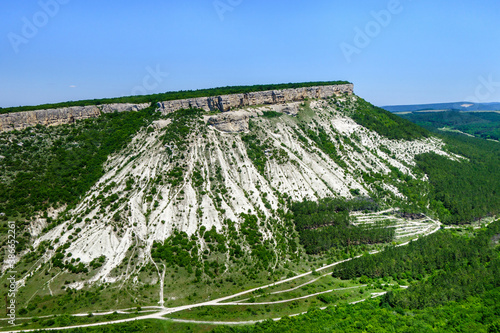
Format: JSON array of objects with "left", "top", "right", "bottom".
[{"left": 33, "top": 98, "right": 458, "bottom": 286}]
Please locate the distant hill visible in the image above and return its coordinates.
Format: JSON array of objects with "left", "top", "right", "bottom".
[{"left": 382, "top": 102, "right": 500, "bottom": 113}]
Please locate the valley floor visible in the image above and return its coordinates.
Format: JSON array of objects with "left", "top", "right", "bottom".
[{"left": 0, "top": 215, "right": 444, "bottom": 332}]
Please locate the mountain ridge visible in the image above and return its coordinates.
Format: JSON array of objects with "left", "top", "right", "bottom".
[
  {"left": 0, "top": 84, "right": 353, "bottom": 133},
  {"left": 0, "top": 85, "right": 498, "bottom": 330},
  {"left": 382, "top": 101, "right": 500, "bottom": 112},
  {"left": 18, "top": 97, "right": 454, "bottom": 290}
]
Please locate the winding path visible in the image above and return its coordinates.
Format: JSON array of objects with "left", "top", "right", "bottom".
[{"left": 2, "top": 216, "right": 442, "bottom": 332}]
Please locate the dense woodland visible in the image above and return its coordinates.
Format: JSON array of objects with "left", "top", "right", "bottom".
[
  {"left": 0, "top": 81, "right": 349, "bottom": 114},
  {"left": 289, "top": 198, "right": 393, "bottom": 254},
  {"left": 212, "top": 291, "right": 500, "bottom": 332},
  {"left": 415, "top": 132, "right": 500, "bottom": 224},
  {"left": 213, "top": 220, "right": 500, "bottom": 332},
  {"left": 332, "top": 220, "right": 500, "bottom": 307}
]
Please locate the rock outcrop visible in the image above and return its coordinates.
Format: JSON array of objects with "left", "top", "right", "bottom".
[
  {"left": 157, "top": 84, "right": 353, "bottom": 114},
  {"left": 208, "top": 111, "right": 250, "bottom": 133},
  {"left": 152, "top": 119, "right": 172, "bottom": 130},
  {"left": 274, "top": 102, "right": 300, "bottom": 116},
  {"left": 0, "top": 84, "right": 353, "bottom": 133},
  {"left": 0, "top": 103, "right": 150, "bottom": 132},
  {"left": 100, "top": 103, "right": 150, "bottom": 113}
]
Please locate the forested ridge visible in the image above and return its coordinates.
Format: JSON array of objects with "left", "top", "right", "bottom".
[
  {"left": 0, "top": 81, "right": 349, "bottom": 114},
  {"left": 1, "top": 89, "right": 499, "bottom": 333}
]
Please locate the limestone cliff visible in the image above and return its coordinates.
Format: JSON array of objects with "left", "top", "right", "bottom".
[
  {"left": 0, "top": 103, "right": 150, "bottom": 132},
  {"left": 157, "top": 84, "right": 353, "bottom": 114},
  {"left": 0, "top": 84, "right": 352, "bottom": 132},
  {"left": 99, "top": 103, "right": 150, "bottom": 113}
]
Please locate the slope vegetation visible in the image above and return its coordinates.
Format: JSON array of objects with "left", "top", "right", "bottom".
[{"left": 1, "top": 91, "right": 496, "bottom": 324}]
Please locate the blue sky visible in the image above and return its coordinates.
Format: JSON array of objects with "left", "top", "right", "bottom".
[{"left": 1, "top": 0, "right": 499, "bottom": 108}]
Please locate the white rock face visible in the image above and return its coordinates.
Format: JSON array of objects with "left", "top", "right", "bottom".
[
  {"left": 157, "top": 84, "right": 354, "bottom": 114},
  {"left": 0, "top": 103, "right": 151, "bottom": 132},
  {"left": 100, "top": 103, "right": 150, "bottom": 113},
  {"left": 30, "top": 97, "right": 458, "bottom": 285},
  {"left": 152, "top": 119, "right": 172, "bottom": 129},
  {"left": 208, "top": 110, "right": 251, "bottom": 132}
]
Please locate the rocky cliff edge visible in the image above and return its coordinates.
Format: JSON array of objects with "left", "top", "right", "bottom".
[
  {"left": 157, "top": 84, "right": 353, "bottom": 114},
  {"left": 0, "top": 84, "right": 353, "bottom": 132},
  {"left": 0, "top": 103, "right": 150, "bottom": 132}
]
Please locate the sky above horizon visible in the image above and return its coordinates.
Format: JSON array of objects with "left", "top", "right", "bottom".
[{"left": 1, "top": 0, "right": 499, "bottom": 108}]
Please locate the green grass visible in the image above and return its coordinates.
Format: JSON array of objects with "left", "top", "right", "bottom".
[
  {"left": 296, "top": 101, "right": 316, "bottom": 123},
  {"left": 0, "top": 263, "right": 161, "bottom": 319},
  {"left": 0, "top": 312, "right": 142, "bottom": 331},
  {"left": 3, "top": 319, "right": 217, "bottom": 333},
  {"left": 167, "top": 284, "right": 392, "bottom": 323}
]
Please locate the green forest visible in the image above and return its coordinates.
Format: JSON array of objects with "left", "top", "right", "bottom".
[
  {"left": 211, "top": 292, "right": 500, "bottom": 332},
  {"left": 331, "top": 219, "right": 500, "bottom": 308},
  {"left": 351, "top": 98, "right": 430, "bottom": 140},
  {"left": 415, "top": 132, "right": 500, "bottom": 224},
  {"left": 0, "top": 81, "right": 349, "bottom": 114},
  {"left": 372, "top": 107, "right": 500, "bottom": 224},
  {"left": 213, "top": 219, "right": 500, "bottom": 332},
  {"left": 289, "top": 198, "right": 393, "bottom": 254}
]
